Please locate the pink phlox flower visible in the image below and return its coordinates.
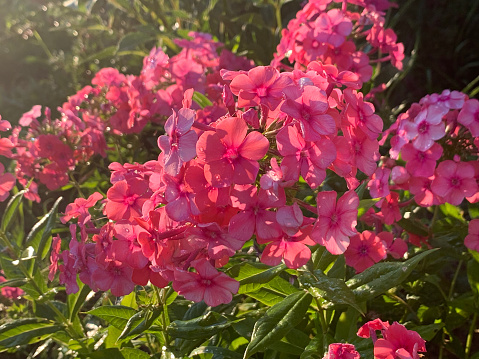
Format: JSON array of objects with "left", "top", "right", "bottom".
[
  {"left": 91, "top": 259, "right": 135, "bottom": 297},
  {"left": 228, "top": 184, "right": 283, "bottom": 243},
  {"left": 0, "top": 275, "right": 24, "bottom": 299},
  {"left": 0, "top": 116, "right": 11, "bottom": 131},
  {"left": 373, "top": 322, "right": 426, "bottom": 359},
  {"left": 91, "top": 67, "right": 126, "bottom": 87},
  {"left": 314, "top": 9, "right": 353, "bottom": 47},
  {"left": 379, "top": 192, "right": 402, "bottom": 225},
  {"left": 48, "top": 235, "right": 62, "bottom": 281},
  {"left": 260, "top": 203, "right": 314, "bottom": 269},
  {"left": 401, "top": 142, "right": 443, "bottom": 178},
  {"left": 158, "top": 108, "right": 198, "bottom": 176},
  {"left": 281, "top": 85, "right": 336, "bottom": 141},
  {"left": 229, "top": 66, "right": 293, "bottom": 110},
  {"left": 19, "top": 105, "right": 42, "bottom": 127},
  {"left": 368, "top": 167, "right": 391, "bottom": 199},
  {"left": 377, "top": 231, "right": 407, "bottom": 259},
  {"left": 300, "top": 28, "right": 329, "bottom": 63},
  {"left": 409, "top": 175, "right": 442, "bottom": 207},
  {"left": 307, "top": 61, "right": 362, "bottom": 89},
  {"left": 163, "top": 167, "right": 201, "bottom": 222},
  {"left": 38, "top": 163, "right": 69, "bottom": 190},
  {"left": 458, "top": 98, "right": 479, "bottom": 137},
  {"left": 391, "top": 166, "right": 410, "bottom": 186},
  {"left": 357, "top": 318, "right": 390, "bottom": 340},
  {"left": 351, "top": 50, "right": 373, "bottom": 82},
  {"left": 465, "top": 219, "right": 479, "bottom": 252},
  {"left": 169, "top": 57, "right": 205, "bottom": 93},
  {"left": 420, "top": 90, "right": 466, "bottom": 111},
  {"left": 0, "top": 163, "right": 15, "bottom": 202},
  {"left": 260, "top": 158, "right": 289, "bottom": 202},
  {"left": 59, "top": 250, "right": 80, "bottom": 294},
  {"left": 188, "top": 222, "right": 243, "bottom": 262},
  {"left": 431, "top": 160, "right": 477, "bottom": 205},
  {"left": 312, "top": 190, "right": 359, "bottom": 255},
  {"left": 105, "top": 177, "right": 151, "bottom": 223},
  {"left": 345, "top": 230, "right": 387, "bottom": 273},
  {"left": 344, "top": 89, "right": 383, "bottom": 140},
  {"left": 402, "top": 113, "right": 445, "bottom": 153},
  {"left": 277, "top": 124, "right": 336, "bottom": 189},
  {"left": 61, "top": 192, "right": 103, "bottom": 225},
  {"left": 173, "top": 258, "right": 239, "bottom": 306},
  {"left": 466, "top": 161, "right": 479, "bottom": 203},
  {"left": 141, "top": 47, "right": 169, "bottom": 90},
  {"left": 92, "top": 222, "right": 117, "bottom": 266},
  {"left": 196, "top": 116, "right": 269, "bottom": 187},
  {"left": 322, "top": 40, "right": 356, "bottom": 71},
  {"left": 113, "top": 222, "right": 149, "bottom": 269},
  {"left": 323, "top": 343, "right": 360, "bottom": 359},
  {"left": 344, "top": 126, "right": 379, "bottom": 176}
]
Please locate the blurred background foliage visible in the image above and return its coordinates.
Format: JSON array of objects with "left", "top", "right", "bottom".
[{"left": 0, "top": 0, "right": 478, "bottom": 122}]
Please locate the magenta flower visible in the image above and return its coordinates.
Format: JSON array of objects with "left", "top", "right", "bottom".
[
  {"left": 312, "top": 190, "right": 359, "bottom": 255},
  {"left": 158, "top": 108, "right": 198, "bottom": 176},
  {"left": 229, "top": 66, "right": 292, "bottom": 110},
  {"left": 431, "top": 160, "right": 477, "bottom": 205},
  {"left": 105, "top": 178, "right": 151, "bottom": 223},
  {"left": 61, "top": 192, "right": 103, "bottom": 225},
  {"left": 281, "top": 85, "right": 336, "bottom": 141},
  {"left": 323, "top": 343, "right": 360, "bottom": 359},
  {"left": 314, "top": 9, "right": 353, "bottom": 48},
  {"left": 401, "top": 142, "right": 443, "bottom": 178},
  {"left": 368, "top": 167, "right": 391, "bottom": 199},
  {"left": 344, "top": 230, "right": 387, "bottom": 273},
  {"left": 196, "top": 116, "right": 269, "bottom": 187},
  {"left": 91, "top": 260, "right": 135, "bottom": 297},
  {"left": 173, "top": 259, "right": 239, "bottom": 307},
  {"left": 458, "top": 98, "right": 479, "bottom": 137},
  {"left": 465, "top": 219, "right": 479, "bottom": 252},
  {"left": 404, "top": 117, "right": 445, "bottom": 152},
  {"left": 0, "top": 163, "right": 15, "bottom": 202},
  {"left": 374, "top": 322, "right": 426, "bottom": 359},
  {"left": 344, "top": 89, "right": 383, "bottom": 140}
]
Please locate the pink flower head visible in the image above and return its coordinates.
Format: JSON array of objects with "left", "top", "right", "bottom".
[
  {"left": 323, "top": 343, "right": 360, "bottom": 359},
  {"left": 19, "top": 105, "right": 42, "bottom": 127},
  {"left": 401, "top": 142, "right": 443, "bottom": 178},
  {"left": 368, "top": 167, "right": 391, "bottom": 199},
  {"left": 158, "top": 108, "right": 198, "bottom": 176},
  {"left": 0, "top": 116, "right": 11, "bottom": 131},
  {"left": 0, "top": 276, "right": 24, "bottom": 299},
  {"left": 173, "top": 258, "right": 239, "bottom": 306},
  {"left": 345, "top": 230, "right": 387, "bottom": 272},
  {"left": 141, "top": 47, "right": 169, "bottom": 90},
  {"left": 344, "top": 89, "right": 383, "bottom": 140},
  {"left": 378, "top": 231, "right": 407, "bottom": 259},
  {"left": 431, "top": 160, "right": 477, "bottom": 206},
  {"left": 91, "top": 260, "right": 135, "bottom": 297},
  {"left": 49, "top": 235, "right": 62, "bottom": 281},
  {"left": 281, "top": 85, "right": 336, "bottom": 141},
  {"left": 374, "top": 322, "right": 426, "bottom": 359},
  {"left": 196, "top": 117, "right": 269, "bottom": 187},
  {"left": 229, "top": 66, "right": 293, "bottom": 110},
  {"left": 314, "top": 9, "right": 353, "bottom": 48},
  {"left": 0, "top": 137, "right": 14, "bottom": 158},
  {"left": 379, "top": 192, "right": 402, "bottom": 225},
  {"left": 0, "top": 163, "right": 15, "bottom": 202},
  {"left": 312, "top": 190, "right": 359, "bottom": 255},
  {"left": 105, "top": 178, "right": 151, "bottom": 223},
  {"left": 458, "top": 98, "right": 479, "bottom": 137},
  {"left": 61, "top": 192, "right": 103, "bottom": 225},
  {"left": 404, "top": 117, "right": 445, "bottom": 152},
  {"left": 465, "top": 219, "right": 479, "bottom": 252}
]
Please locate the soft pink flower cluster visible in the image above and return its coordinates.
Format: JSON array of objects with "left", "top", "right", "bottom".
[
  {"left": 272, "top": 0, "right": 404, "bottom": 85},
  {"left": 53, "top": 58, "right": 387, "bottom": 305},
  {"left": 0, "top": 32, "right": 253, "bottom": 198}
]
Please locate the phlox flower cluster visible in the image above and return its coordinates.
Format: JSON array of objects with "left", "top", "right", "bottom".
[
  {"left": 0, "top": 31, "right": 253, "bottom": 199},
  {"left": 53, "top": 55, "right": 389, "bottom": 305},
  {"left": 272, "top": 0, "right": 404, "bottom": 86}
]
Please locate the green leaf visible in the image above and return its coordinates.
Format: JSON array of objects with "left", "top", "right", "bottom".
[
  {"left": 0, "top": 278, "right": 28, "bottom": 288},
  {"left": 467, "top": 259, "right": 479, "bottom": 297},
  {"left": 121, "top": 348, "right": 151, "bottom": 359},
  {"left": 1, "top": 190, "right": 26, "bottom": 233},
  {"left": 190, "top": 346, "right": 242, "bottom": 358},
  {"left": 232, "top": 263, "right": 288, "bottom": 294},
  {"left": 68, "top": 282, "right": 91, "bottom": 322},
  {"left": 440, "top": 203, "right": 465, "bottom": 223},
  {"left": 300, "top": 336, "right": 323, "bottom": 359},
  {"left": 301, "top": 271, "right": 363, "bottom": 314},
  {"left": 244, "top": 291, "right": 312, "bottom": 358},
  {"left": 87, "top": 306, "right": 138, "bottom": 330},
  {"left": 0, "top": 318, "right": 62, "bottom": 351},
  {"left": 357, "top": 198, "right": 381, "bottom": 218},
  {"left": 167, "top": 312, "right": 235, "bottom": 339},
  {"left": 84, "top": 348, "right": 124, "bottom": 359},
  {"left": 397, "top": 218, "right": 429, "bottom": 237},
  {"left": 346, "top": 249, "right": 437, "bottom": 302},
  {"left": 117, "top": 32, "right": 156, "bottom": 54},
  {"left": 192, "top": 91, "right": 213, "bottom": 108},
  {"left": 412, "top": 323, "right": 444, "bottom": 341}
]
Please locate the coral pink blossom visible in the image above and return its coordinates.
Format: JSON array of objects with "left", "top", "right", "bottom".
[
  {"left": 312, "top": 190, "right": 359, "bottom": 254},
  {"left": 105, "top": 178, "right": 151, "bottom": 222},
  {"left": 196, "top": 117, "right": 269, "bottom": 187},
  {"left": 173, "top": 259, "right": 239, "bottom": 307},
  {"left": 374, "top": 322, "right": 426, "bottom": 359},
  {"left": 465, "top": 219, "right": 479, "bottom": 252},
  {"left": 401, "top": 142, "right": 443, "bottom": 178},
  {"left": 431, "top": 160, "right": 477, "bottom": 205},
  {"left": 314, "top": 9, "right": 353, "bottom": 47},
  {"left": 229, "top": 66, "right": 292, "bottom": 110},
  {"left": 0, "top": 276, "right": 24, "bottom": 299},
  {"left": 377, "top": 231, "right": 407, "bottom": 259},
  {"left": 91, "top": 260, "right": 135, "bottom": 297},
  {"left": 0, "top": 163, "right": 15, "bottom": 202},
  {"left": 344, "top": 230, "right": 387, "bottom": 273},
  {"left": 458, "top": 98, "right": 479, "bottom": 136},
  {"left": 368, "top": 167, "right": 391, "bottom": 199},
  {"left": 323, "top": 343, "right": 360, "bottom": 359},
  {"left": 61, "top": 192, "right": 103, "bottom": 224}
]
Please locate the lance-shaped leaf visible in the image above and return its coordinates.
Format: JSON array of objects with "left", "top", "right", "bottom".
[
  {"left": 357, "top": 198, "right": 381, "bottom": 218},
  {"left": 0, "top": 318, "right": 63, "bottom": 351},
  {"left": 190, "top": 346, "right": 242, "bottom": 358},
  {"left": 230, "top": 263, "right": 287, "bottom": 294},
  {"left": 346, "top": 249, "right": 437, "bottom": 302},
  {"left": 244, "top": 291, "right": 312, "bottom": 359},
  {"left": 87, "top": 306, "right": 138, "bottom": 330},
  {"left": 193, "top": 91, "right": 213, "bottom": 108},
  {"left": 1, "top": 190, "right": 26, "bottom": 233},
  {"left": 300, "top": 271, "right": 363, "bottom": 314},
  {"left": 168, "top": 312, "right": 236, "bottom": 339}
]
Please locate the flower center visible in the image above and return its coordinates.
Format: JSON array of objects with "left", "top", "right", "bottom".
[
  {"left": 225, "top": 147, "right": 239, "bottom": 161},
  {"left": 256, "top": 86, "right": 268, "bottom": 98},
  {"left": 418, "top": 121, "right": 429, "bottom": 135}
]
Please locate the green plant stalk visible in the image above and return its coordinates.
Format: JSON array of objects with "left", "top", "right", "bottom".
[
  {"left": 314, "top": 298, "right": 329, "bottom": 355},
  {"left": 465, "top": 311, "right": 477, "bottom": 359}
]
